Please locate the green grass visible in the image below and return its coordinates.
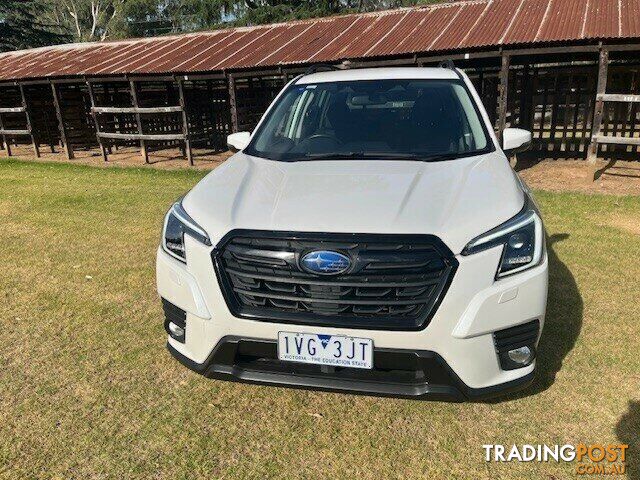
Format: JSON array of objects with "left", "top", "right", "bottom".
[{"left": 0, "top": 158, "right": 638, "bottom": 479}]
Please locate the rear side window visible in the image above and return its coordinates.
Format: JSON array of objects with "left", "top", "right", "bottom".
[{"left": 246, "top": 79, "right": 492, "bottom": 162}]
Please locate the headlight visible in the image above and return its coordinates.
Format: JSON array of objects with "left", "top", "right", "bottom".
[
  {"left": 162, "top": 200, "right": 211, "bottom": 262},
  {"left": 461, "top": 193, "right": 544, "bottom": 278}
]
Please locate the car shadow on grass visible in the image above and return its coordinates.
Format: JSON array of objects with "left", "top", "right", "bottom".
[
  {"left": 616, "top": 401, "right": 639, "bottom": 480},
  {"left": 483, "top": 233, "right": 583, "bottom": 403}
]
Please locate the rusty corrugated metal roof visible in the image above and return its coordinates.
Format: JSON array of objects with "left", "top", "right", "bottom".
[{"left": 0, "top": 0, "right": 639, "bottom": 81}]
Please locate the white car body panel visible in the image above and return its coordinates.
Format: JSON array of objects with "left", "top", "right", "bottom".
[{"left": 182, "top": 151, "right": 524, "bottom": 255}]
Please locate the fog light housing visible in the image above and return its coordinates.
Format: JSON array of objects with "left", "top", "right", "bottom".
[
  {"left": 162, "top": 298, "right": 186, "bottom": 343},
  {"left": 507, "top": 346, "right": 534, "bottom": 365},
  {"left": 493, "top": 320, "right": 540, "bottom": 370}
]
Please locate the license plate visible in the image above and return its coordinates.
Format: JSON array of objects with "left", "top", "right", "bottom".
[{"left": 278, "top": 332, "right": 373, "bottom": 369}]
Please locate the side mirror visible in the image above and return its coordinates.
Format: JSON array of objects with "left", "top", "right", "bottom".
[
  {"left": 227, "top": 131, "right": 251, "bottom": 152},
  {"left": 502, "top": 128, "right": 532, "bottom": 156}
]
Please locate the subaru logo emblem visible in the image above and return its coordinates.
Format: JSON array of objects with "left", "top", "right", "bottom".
[{"left": 300, "top": 250, "right": 351, "bottom": 275}]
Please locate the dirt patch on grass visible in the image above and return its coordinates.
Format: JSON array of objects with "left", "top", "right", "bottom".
[
  {"left": 603, "top": 214, "right": 640, "bottom": 235},
  {"left": 516, "top": 158, "right": 640, "bottom": 196}
]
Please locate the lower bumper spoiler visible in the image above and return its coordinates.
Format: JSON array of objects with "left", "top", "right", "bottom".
[{"left": 167, "top": 336, "right": 535, "bottom": 402}]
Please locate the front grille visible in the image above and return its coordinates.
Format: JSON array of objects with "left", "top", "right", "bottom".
[{"left": 213, "top": 231, "right": 457, "bottom": 330}]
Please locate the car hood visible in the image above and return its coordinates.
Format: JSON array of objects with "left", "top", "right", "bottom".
[{"left": 182, "top": 151, "right": 524, "bottom": 254}]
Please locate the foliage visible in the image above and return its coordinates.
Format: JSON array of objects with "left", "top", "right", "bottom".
[
  {"left": 0, "top": 0, "right": 69, "bottom": 52},
  {"left": 24, "top": 0, "right": 449, "bottom": 44}
]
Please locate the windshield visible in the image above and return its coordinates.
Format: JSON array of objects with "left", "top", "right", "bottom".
[{"left": 245, "top": 79, "right": 492, "bottom": 162}]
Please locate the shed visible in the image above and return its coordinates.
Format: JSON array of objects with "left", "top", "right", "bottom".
[{"left": 1, "top": 0, "right": 639, "bottom": 163}]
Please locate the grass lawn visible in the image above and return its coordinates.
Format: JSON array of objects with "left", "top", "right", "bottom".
[{"left": 0, "top": 158, "right": 638, "bottom": 479}]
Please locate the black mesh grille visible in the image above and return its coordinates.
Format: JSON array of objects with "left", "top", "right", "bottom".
[{"left": 213, "top": 231, "right": 457, "bottom": 330}]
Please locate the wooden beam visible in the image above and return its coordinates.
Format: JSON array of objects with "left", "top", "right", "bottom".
[
  {"left": 519, "top": 63, "right": 532, "bottom": 131},
  {"left": 176, "top": 78, "right": 193, "bottom": 166},
  {"left": 85, "top": 76, "right": 128, "bottom": 84},
  {"left": 603, "top": 43, "right": 640, "bottom": 52},
  {"left": 8, "top": 78, "right": 85, "bottom": 86},
  {"left": 592, "top": 135, "right": 640, "bottom": 146},
  {"left": 97, "top": 132, "right": 185, "bottom": 141},
  {"left": 0, "top": 79, "right": 11, "bottom": 153},
  {"left": 0, "top": 110, "right": 9, "bottom": 156},
  {"left": 0, "top": 107, "right": 25, "bottom": 113},
  {"left": 230, "top": 68, "right": 291, "bottom": 78},
  {"left": 86, "top": 81, "right": 108, "bottom": 162},
  {"left": 0, "top": 114, "right": 11, "bottom": 157},
  {"left": 596, "top": 93, "right": 640, "bottom": 103},
  {"left": 503, "top": 44, "right": 600, "bottom": 57},
  {"left": 19, "top": 84, "right": 40, "bottom": 158},
  {"left": 127, "top": 75, "right": 177, "bottom": 83},
  {"left": 0, "top": 129, "right": 31, "bottom": 135},
  {"left": 418, "top": 50, "right": 503, "bottom": 66},
  {"left": 129, "top": 79, "right": 148, "bottom": 163},
  {"left": 50, "top": 82, "right": 73, "bottom": 159},
  {"left": 92, "top": 105, "right": 183, "bottom": 114},
  {"left": 227, "top": 75, "right": 238, "bottom": 133},
  {"left": 175, "top": 73, "right": 225, "bottom": 82},
  {"left": 588, "top": 49, "right": 609, "bottom": 164},
  {"left": 496, "top": 54, "right": 510, "bottom": 143}
]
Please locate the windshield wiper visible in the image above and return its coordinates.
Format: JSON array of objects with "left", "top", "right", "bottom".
[
  {"left": 295, "top": 151, "right": 470, "bottom": 162},
  {"left": 303, "top": 152, "right": 421, "bottom": 160},
  {"left": 304, "top": 152, "right": 361, "bottom": 159},
  {"left": 418, "top": 153, "right": 465, "bottom": 162}
]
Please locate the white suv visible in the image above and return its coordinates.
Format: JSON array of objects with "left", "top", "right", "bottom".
[{"left": 157, "top": 67, "right": 548, "bottom": 401}]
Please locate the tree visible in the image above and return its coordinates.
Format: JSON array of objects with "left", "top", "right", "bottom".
[
  {"left": 164, "top": 0, "right": 232, "bottom": 32},
  {"left": 41, "top": 0, "right": 126, "bottom": 42},
  {"left": 30, "top": 0, "right": 453, "bottom": 45},
  {"left": 0, "top": 0, "right": 69, "bottom": 51}
]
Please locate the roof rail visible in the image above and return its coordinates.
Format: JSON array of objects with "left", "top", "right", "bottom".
[
  {"left": 438, "top": 59, "right": 463, "bottom": 80},
  {"left": 304, "top": 64, "right": 340, "bottom": 75},
  {"left": 438, "top": 59, "right": 455, "bottom": 70}
]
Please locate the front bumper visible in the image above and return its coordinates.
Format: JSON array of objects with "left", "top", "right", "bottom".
[
  {"left": 167, "top": 336, "right": 535, "bottom": 401},
  {"left": 157, "top": 232, "right": 548, "bottom": 401}
]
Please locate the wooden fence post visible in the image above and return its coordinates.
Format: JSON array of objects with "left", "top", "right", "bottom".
[
  {"left": 0, "top": 111, "right": 10, "bottom": 156},
  {"left": 50, "top": 82, "right": 74, "bottom": 159},
  {"left": 129, "top": 79, "right": 148, "bottom": 163},
  {"left": 588, "top": 48, "right": 609, "bottom": 164},
  {"left": 496, "top": 53, "right": 510, "bottom": 144},
  {"left": 86, "top": 80, "right": 108, "bottom": 162},
  {"left": 18, "top": 84, "right": 40, "bottom": 158},
  {"left": 176, "top": 77, "right": 193, "bottom": 166},
  {"left": 227, "top": 75, "right": 239, "bottom": 133}
]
